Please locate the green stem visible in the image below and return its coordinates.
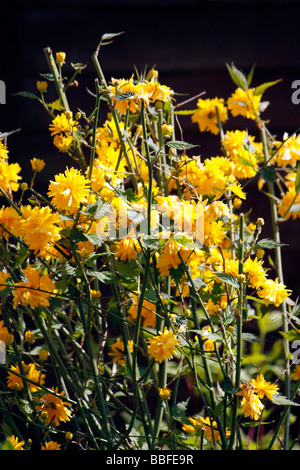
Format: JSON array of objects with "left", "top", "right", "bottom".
[
  {"left": 260, "top": 123, "right": 291, "bottom": 449},
  {"left": 88, "top": 79, "right": 101, "bottom": 181},
  {"left": 228, "top": 213, "right": 244, "bottom": 450},
  {"left": 43, "top": 47, "right": 70, "bottom": 112}
]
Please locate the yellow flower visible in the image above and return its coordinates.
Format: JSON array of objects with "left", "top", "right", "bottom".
[
  {"left": 114, "top": 234, "right": 142, "bottom": 262},
  {"left": 243, "top": 257, "right": 267, "bottom": 289},
  {"left": 42, "top": 441, "right": 61, "bottom": 450},
  {"left": 0, "top": 271, "right": 11, "bottom": 290},
  {"left": 13, "top": 266, "right": 55, "bottom": 310},
  {"left": 0, "top": 206, "right": 22, "bottom": 241},
  {"left": 7, "top": 435, "right": 25, "bottom": 450},
  {"left": 273, "top": 133, "right": 300, "bottom": 168},
  {"left": 127, "top": 293, "right": 157, "bottom": 328},
  {"left": 277, "top": 188, "right": 300, "bottom": 220},
  {"left": 48, "top": 167, "right": 90, "bottom": 214},
  {"left": 192, "top": 97, "right": 228, "bottom": 134},
  {"left": 53, "top": 133, "right": 73, "bottom": 152},
  {"left": 290, "top": 365, "right": 300, "bottom": 381},
  {"left": 108, "top": 337, "right": 134, "bottom": 364},
  {"left": 227, "top": 182, "right": 246, "bottom": 200},
  {"left": 251, "top": 374, "right": 279, "bottom": 401},
  {"left": 0, "top": 160, "right": 22, "bottom": 194},
  {"left": 240, "top": 392, "right": 264, "bottom": 421},
  {"left": 223, "top": 130, "right": 261, "bottom": 179},
  {"left": 56, "top": 52, "right": 66, "bottom": 64},
  {"left": 36, "top": 81, "right": 48, "bottom": 93},
  {"left": 49, "top": 112, "right": 77, "bottom": 136},
  {"left": 25, "top": 330, "right": 35, "bottom": 344},
  {"left": 227, "top": 88, "right": 261, "bottom": 120},
  {"left": 0, "top": 138, "right": 9, "bottom": 161},
  {"left": 7, "top": 361, "right": 46, "bottom": 393},
  {"left": 147, "top": 327, "right": 179, "bottom": 363},
  {"left": 19, "top": 205, "right": 61, "bottom": 256},
  {"left": 257, "top": 277, "right": 291, "bottom": 307},
  {"left": 39, "top": 349, "right": 48, "bottom": 361},
  {"left": 158, "top": 387, "right": 172, "bottom": 400},
  {"left": 0, "top": 319, "right": 14, "bottom": 345},
  {"left": 30, "top": 158, "right": 45, "bottom": 172},
  {"left": 35, "top": 387, "right": 72, "bottom": 427}
]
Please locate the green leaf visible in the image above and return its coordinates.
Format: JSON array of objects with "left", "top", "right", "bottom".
[
  {"left": 253, "top": 79, "right": 282, "bottom": 96},
  {"left": 101, "top": 32, "right": 124, "bottom": 43},
  {"left": 255, "top": 238, "right": 286, "bottom": 250},
  {"left": 13, "top": 91, "right": 40, "bottom": 100},
  {"left": 166, "top": 140, "right": 198, "bottom": 150},
  {"left": 226, "top": 63, "right": 248, "bottom": 91},
  {"left": 280, "top": 329, "right": 300, "bottom": 342},
  {"left": 83, "top": 232, "right": 104, "bottom": 246},
  {"left": 242, "top": 421, "right": 274, "bottom": 428},
  {"left": 170, "top": 398, "right": 191, "bottom": 425},
  {"left": 260, "top": 166, "right": 276, "bottom": 182},
  {"left": 272, "top": 394, "right": 300, "bottom": 407},
  {"left": 113, "top": 92, "right": 135, "bottom": 101},
  {"left": 86, "top": 270, "right": 115, "bottom": 284},
  {"left": 247, "top": 64, "right": 256, "bottom": 87},
  {"left": 242, "top": 332, "right": 259, "bottom": 342},
  {"left": 215, "top": 272, "right": 240, "bottom": 289}
]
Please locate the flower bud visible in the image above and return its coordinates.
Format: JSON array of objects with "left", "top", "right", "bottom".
[
  {"left": 56, "top": 52, "right": 66, "bottom": 65},
  {"left": 37, "top": 81, "right": 48, "bottom": 93},
  {"left": 39, "top": 349, "right": 48, "bottom": 361},
  {"left": 65, "top": 432, "right": 73, "bottom": 441}
]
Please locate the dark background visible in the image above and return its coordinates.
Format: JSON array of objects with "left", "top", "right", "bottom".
[{"left": 1, "top": 0, "right": 300, "bottom": 297}]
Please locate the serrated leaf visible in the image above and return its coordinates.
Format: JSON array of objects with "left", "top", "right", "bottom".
[
  {"left": 171, "top": 398, "right": 191, "bottom": 424},
  {"left": 166, "top": 140, "right": 198, "bottom": 150},
  {"left": 272, "top": 394, "right": 300, "bottom": 407},
  {"left": 280, "top": 329, "right": 300, "bottom": 342},
  {"left": 113, "top": 92, "right": 135, "bottom": 101},
  {"left": 215, "top": 272, "right": 240, "bottom": 289},
  {"left": 226, "top": 63, "right": 248, "bottom": 91},
  {"left": 253, "top": 79, "right": 282, "bottom": 96},
  {"left": 86, "top": 270, "right": 115, "bottom": 284},
  {"left": 83, "top": 232, "right": 104, "bottom": 246},
  {"left": 242, "top": 332, "right": 259, "bottom": 342},
  {"left": 255, "top": 238, "right": 286, "bottom": 249},
  {"left": 247, "top": 64, "right": 256, "bottom": 87}
]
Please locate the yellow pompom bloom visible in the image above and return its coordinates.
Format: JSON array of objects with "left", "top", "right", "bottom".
[
  {"left": 48, "top": 167, "right": 90, "bottom": 214},
  {"left": 7, "top": 435, "right": 25, "bottom": 450},
  {"left": 39, "top": 349, "right": 48, "bottom": 361},
  {"left": 227, "top": 88, "right": 261, "bottom": 120},
  {"left": 0, "top": 160, "right": 22, "bottom": 194},
  {"left": 223, "top": 130, "right": 261, "bottom": 179},
  {"left": 13, "top": 266, "right": 55, "bottom": 310},
  {"left": 158, "top": 387, "right": 172, "bottom": 401},
  {"left": 257, "top": 277, "right": 291, "bottom": 307},
  {"left": 49, "top": 112, "right": 77, "bottom": 136},
  {"left": 19, "top": 205, "right": 61, "bottom": 256},
  {"left": 243, "top": 257, "right": 267, "bottom": 289},
  {"left": 273, "top": 133, "right": 300, "bottom": 168},
  {"left": 251, "top": 374, "right": 279, "bottom": 401},
  {"left": 192, "top": 97, "right": 228, "bottom": 134},
  {"left": 30, "top": 158, "right": 45, "bottom": 172},
  {"left": 42, "top": 441, "right": 61, "bottom": 450},
  {"left": 147, "top": 327, "right": 179, "bottom": 363},
  {"left": 56, "top": 51, "right": 66, "bottom": 64},
  {"left": 25, "top": 330, "right": 35, "bottom": 344},
  {"left": 36, "top": 81, "right": 48, "bottom": 93},
  {"left": 35, "top": 387, "right": 71, "bottom": 427}
]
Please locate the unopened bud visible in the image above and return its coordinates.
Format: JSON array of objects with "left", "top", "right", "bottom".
[{"left": 56, "top": 52, "right": 66, "bottom": 65}]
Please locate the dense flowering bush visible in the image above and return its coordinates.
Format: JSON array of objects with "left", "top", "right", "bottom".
[{"left": 0, "top": 34, "right": 300, "bottom": 450}]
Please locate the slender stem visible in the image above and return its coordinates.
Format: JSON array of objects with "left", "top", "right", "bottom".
[
  {"left": 228, "top": 213, "right": 244, "bottom": 450},
  {"left": 260, "top": 123, "right": 291, "bottom": 448},
  {"left": 43, "top": 47, "right": 70, "bottom": 112},
  {"left": 88, "top": 79, "right": 101, "bottom": 181}
]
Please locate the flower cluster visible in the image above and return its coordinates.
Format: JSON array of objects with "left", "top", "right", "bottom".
[{"left": 0, "top": 46, "right": 298, "bottom": 451}]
